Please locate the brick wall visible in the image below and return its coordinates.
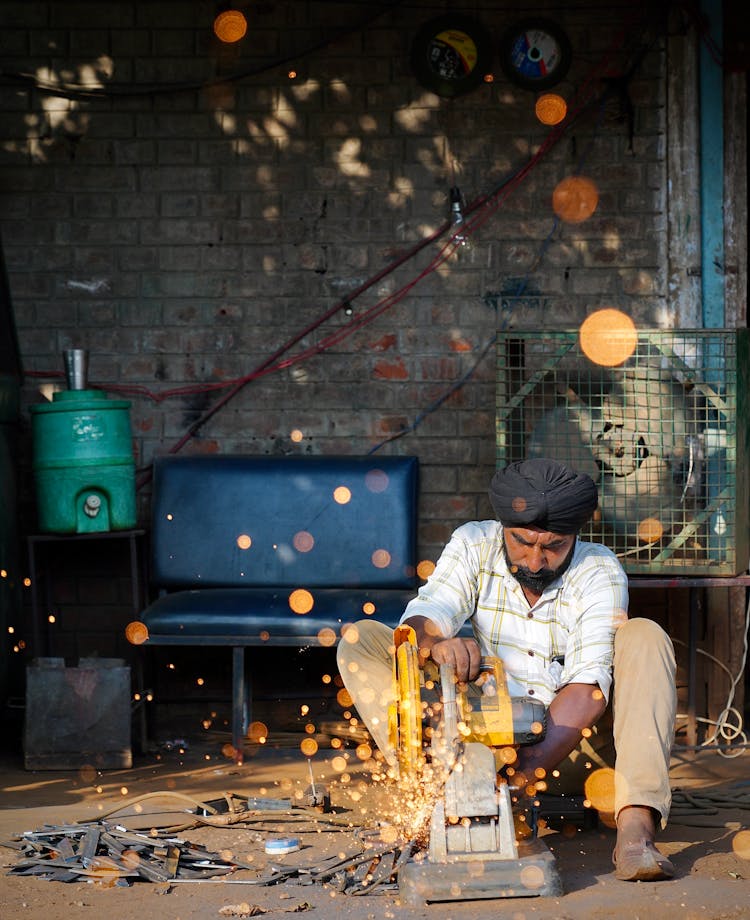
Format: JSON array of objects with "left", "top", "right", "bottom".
[
  {"left": 1, "top": 1, "right": 669, "bottom": 544},
  {"left": 1, "top": 1, "right": 671, "bottom": 670}
]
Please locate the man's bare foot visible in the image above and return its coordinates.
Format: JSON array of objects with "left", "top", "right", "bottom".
[{"left": 612, "top": 806, "right": 675, "bottom": 881}]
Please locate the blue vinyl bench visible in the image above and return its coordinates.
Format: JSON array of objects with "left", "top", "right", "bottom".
[{"left": 137, "top": 454, "right": 419, "bottom": 761}]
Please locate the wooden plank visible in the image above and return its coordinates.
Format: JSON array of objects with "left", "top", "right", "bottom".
[
  {"left": 724, "top": 72, "right": 748, "bottom": 328},
  {"left": 666, "top": 8, "right": 701, "bottom": 326}
]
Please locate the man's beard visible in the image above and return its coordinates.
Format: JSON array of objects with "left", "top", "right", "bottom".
[{"left": 503, "top": 540, "right": 576, "bottom": 594}]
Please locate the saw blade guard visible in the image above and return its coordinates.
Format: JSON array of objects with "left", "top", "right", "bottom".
[{"left": 388, "top": 624, "right": 425, "bottom": 776}]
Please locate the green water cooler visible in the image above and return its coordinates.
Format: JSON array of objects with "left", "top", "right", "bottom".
[{"left": 30, "top": 351, "right": 136, "bottom": 534}]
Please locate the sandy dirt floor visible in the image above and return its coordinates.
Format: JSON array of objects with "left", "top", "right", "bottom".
[{"left": 1, "top": 731, "right": 750, "bottom": 920}]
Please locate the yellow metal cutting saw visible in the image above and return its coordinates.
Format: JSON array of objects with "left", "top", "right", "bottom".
[{"left": 388, "top": 625, "right": 563, "bottom": 905}]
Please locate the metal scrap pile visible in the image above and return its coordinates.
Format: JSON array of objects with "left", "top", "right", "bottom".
[
  {"left": 5, "top": 821, "right": 249, "bottom": 886},
  {"left": 250, "top": 838, "right": 416, "bottom": 895},
  {"left": 2, "top": 789, "right": 424, "bottom": 896}
]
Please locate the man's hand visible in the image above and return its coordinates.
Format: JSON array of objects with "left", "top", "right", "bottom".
[
  {"left": 428, "top": 636, "right": 482, "bottom": 684},
  {"left": 401, "top": 615, "right": 481, "bottom": 684}
]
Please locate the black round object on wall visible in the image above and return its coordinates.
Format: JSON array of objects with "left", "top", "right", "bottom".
[
  {"left": 410, "top": 14, "right": 494, "bottom": 98},
  {"left": 499, "top": 18, "right": 572, "bottom": 90}
]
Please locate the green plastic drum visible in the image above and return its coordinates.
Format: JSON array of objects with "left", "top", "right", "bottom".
[{"left": 30, "top": 389, "right": 136, "bottom": 533}]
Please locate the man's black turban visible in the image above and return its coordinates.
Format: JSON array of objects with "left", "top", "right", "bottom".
[{"left": 489, "top": 458, "right": 598, "bottom": 534}]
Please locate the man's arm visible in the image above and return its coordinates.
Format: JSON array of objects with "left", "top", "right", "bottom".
[
  {"left": 509, "top": 681, "right": 607, "bottom": 788},
  {"left": 403, "top": 614, "right": 482, "bottom": 683}
]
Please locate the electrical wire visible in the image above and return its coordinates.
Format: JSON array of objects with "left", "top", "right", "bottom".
[
  {"left": 362, "top": 17, "right": 655, "bottom": 455},
  {"left": 163, "top": 11, "right": 647, "bottom": 452},
  {"left": 668, "top": 783, "right": 750, "bottom": 826},
  {"left": 367, "top": 334, "right": 498, "bottom": 454},
  {"left": 28, "top": 165, "right": 530, "bottom": 410},
  {"left": 24, "top": 147, "right": 528, "bottom": 465},
  {"left": 671, "top": 590, "right": 749, "bottom": 758},
  {"left": 72, "top": 789, "right": 361, "bottom": 833},
  {"left": 27, "top": 6, "right": 658, "bottom": 472},
  {"left": 0, "top": 0, "right": 674, "bottom": 104},
  {"left": 678, "top": 0, "right": 725, "bottom": 70},
  {"left": 0, "top": 1, "right": 407, "bottom": 101}
]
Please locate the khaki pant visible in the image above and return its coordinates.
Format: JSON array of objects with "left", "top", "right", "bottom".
[{"left": 336, "top": 617, "right": 676, "bottom": 827}]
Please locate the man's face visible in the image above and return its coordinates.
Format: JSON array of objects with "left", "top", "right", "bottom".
[{"left": 502, "top": 526, "right": 576, "bottom": 594}]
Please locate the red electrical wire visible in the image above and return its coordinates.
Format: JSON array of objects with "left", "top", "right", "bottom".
[{"left": 255, "top": 14, "right": 641, "bottom": 379}]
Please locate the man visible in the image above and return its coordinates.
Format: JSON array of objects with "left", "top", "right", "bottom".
[{"left": 337, "top": 458, "right": 677, "bottom": 882}]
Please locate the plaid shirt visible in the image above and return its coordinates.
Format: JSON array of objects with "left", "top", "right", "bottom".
[{"left": 400, "top": 520, "right": 628, "bottom": 706}]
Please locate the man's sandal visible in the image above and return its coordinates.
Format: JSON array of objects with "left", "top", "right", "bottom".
[{"left": 613, "top": 839, "right": 675, "bottom": 881}]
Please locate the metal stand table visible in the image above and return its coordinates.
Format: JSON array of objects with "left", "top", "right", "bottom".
[{"left": 26, "top": 529, "right": 147, "bottom": 657}]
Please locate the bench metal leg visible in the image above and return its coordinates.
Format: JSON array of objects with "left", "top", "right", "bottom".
[{"left": 232, "top": 647, "right": 249, "bottom": 764}]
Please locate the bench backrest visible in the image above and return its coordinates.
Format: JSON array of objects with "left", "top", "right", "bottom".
[{"left": 150, "top": 455, "right": 419, "bottom": 590}]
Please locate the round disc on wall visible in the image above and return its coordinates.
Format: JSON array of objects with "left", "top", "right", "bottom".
[
  {"left": 410, "top": 14, "right": 493, "bottom": 98},
  {"left": 499, "top": 18, "right": 572, "bottom": 90}
]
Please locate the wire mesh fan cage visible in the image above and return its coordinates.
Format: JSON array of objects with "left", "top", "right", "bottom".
[{"left": 496, "top": 329, "right": 750, "bottom": 575}]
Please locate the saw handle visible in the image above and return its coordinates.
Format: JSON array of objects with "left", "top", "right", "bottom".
[{"left": 474, "top": 658, "right": 509, "bottom": 698}]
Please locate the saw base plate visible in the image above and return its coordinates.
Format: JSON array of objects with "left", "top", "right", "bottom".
[{"left": 398, "top": 836, "right": 563, "bottom": 905}]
